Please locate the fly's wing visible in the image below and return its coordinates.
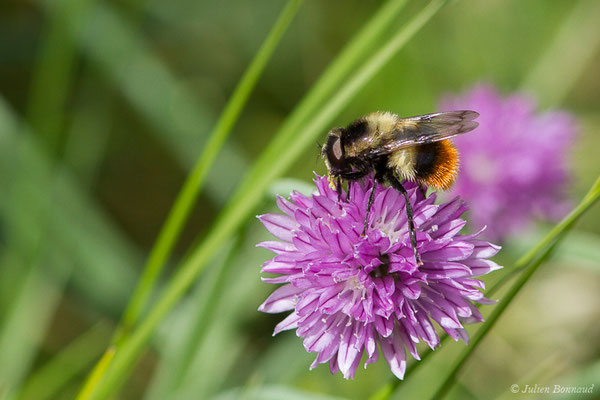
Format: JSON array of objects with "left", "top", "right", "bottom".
[{"left": 368, "top": 110, "right": 479, "bottom": 157}]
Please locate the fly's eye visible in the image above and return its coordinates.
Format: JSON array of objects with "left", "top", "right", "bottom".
[{"left": 328, "top": 135, "right": 343, "bottom": 162}]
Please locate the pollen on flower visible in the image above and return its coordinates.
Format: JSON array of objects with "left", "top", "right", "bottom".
[
  {"left": 345, "top": 276, "right": 363, "bottom": 291},
  {"left": 257, "top": 174, "right": 502, "bottom": 380}
]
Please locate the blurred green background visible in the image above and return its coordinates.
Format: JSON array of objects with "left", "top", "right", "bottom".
[{"left": 1, "top": 0, "right": 599, "bottom": 399}]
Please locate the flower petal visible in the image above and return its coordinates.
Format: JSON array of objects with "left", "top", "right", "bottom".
[
  {"left": 258, "top": 213, "right": 297, "bottom": 242},
  {"left": 258, "top": 284, "right": 302, "bottom": 313},
  {"left": 380, "top": 333, "right": 407, "bottom": 379},
  {"left": 273, "top": 312, "right": 302, "bottom": 335},
  {"left": 464, "top": 258, "right": 503, "bottom": 276}
]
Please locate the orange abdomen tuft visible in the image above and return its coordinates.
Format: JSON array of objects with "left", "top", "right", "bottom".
[{"left": 414, "top": 140, "right": 459, "bottom": 190}]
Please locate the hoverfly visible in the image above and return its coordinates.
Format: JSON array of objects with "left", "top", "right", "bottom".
[{"left": 321, "top": 110, "right": 479, "bottom": 265}]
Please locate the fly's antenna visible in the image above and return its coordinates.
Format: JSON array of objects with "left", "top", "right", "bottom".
[{"left": 315, "top": 141, "right": 323, "bottom": 164}]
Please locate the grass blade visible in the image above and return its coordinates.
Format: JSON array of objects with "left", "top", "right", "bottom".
[
  {"left": 75, "top": 1, "right": 302, "bottom": 396},
  {"left": 0, "top": 263, "right": 66, "bottom": 398},
  {"left": 71, "top": 1, "right": 247, "bottom": 204},
  {"left": 431, "top": 175, "right": 600, "bottom": 399},
  {"left": 17, "top": 322, "right": 111, "bottom": 400},
  {"left": 0, "top": 97, "right": 139, "bottom": 312},
  {"left": 369, "top": 177, "right": 600, "bottom": 400},
  {"left": 117, "top": 0, "right": 304, "bottom": 341},
  {"left": 0, "top": 0, "right": 97, "bottom": 391},
  {"left": 144, "top": 236, "right": 241, "bottom": 398},
  {"left": 27, "top": 0, "right": 93, "bottom": 153}
]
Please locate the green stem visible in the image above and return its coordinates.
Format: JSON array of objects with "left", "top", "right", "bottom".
[
  {"left": 432, "top": 176, "right": 600, "bottom": 399},
  {"left": 75, "top": 2, "right": 301, "bottom": 398},
  {"left": 77, "top": 1, "right": 447, "bottom": 399},
  {"left": 157, "top": 235, "right": 243, "bottom": 396},
  {"left": 17, "top": 322, "right": 111, "bottom": 400},
  {"left": 116, "top": 0, "right": 303, "bottom": 341},
  {"left": 0, "top": 0, "right": 98, "bottom": 394},
  {"left": 370, "top": 176, "right": 600, "bottom": 400},
  {"left": 27, "top": 0, "right": 90, "bottom": 155}
]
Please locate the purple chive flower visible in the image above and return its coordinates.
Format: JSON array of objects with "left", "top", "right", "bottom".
[
  {"left": 257, "top": 175, "right": 501, "bottom": 379},
  {"left": 440, "top": 84, "right": 577, "bottom": 241}
]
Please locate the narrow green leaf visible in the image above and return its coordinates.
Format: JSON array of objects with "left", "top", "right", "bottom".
[
  {"left": 506, "top": 228, "right": 600, "bottom": 271},
  {"left": 116, "top": 0, "right": 304, "bottom": 342},
  {"left": 0, "top": 262, "right": 67, "bottom": 397},
  {"left": 0, "top": 94, "right": 137, "bottom": 396},
  {"left": 27, "top": 0, "right": 94, "bottom": 153},
  {"left": 72, "top": 2, "right": 213, "bottom": 164},
  {"left": 71, "top": 0, "right": 247, "bottom": 203},
  {"left": 0, "top": 98, "right": 139, "bottom": 312},
  {"left": 144, "top": 238, "right": 241, "bottom": 398},
  {"left": 146, "top": 224, "right": 276, "bottom": 399},
  {"left": 166, "top": 217, "right": 296, "bottom": 398},
  {"left": 432, "top": 176, "right": 600, "bottom": 399},
  {"left": 62, "top": 78, "right": 113, "bottom": 188},
  {"left": 75, "top": 347, "right": 116, "bottom": 400},
  {"left": 77, "top": 0, "right": 302, "bottom": 396},
  {"left": 0, "top": 0, "right": 99, "bottom": 391},
  {"left": 371, "top": 177, "right": 600, "bottom": 400},
  {"left": 17, "top": 322, "right": 111, "bottom": 400}
]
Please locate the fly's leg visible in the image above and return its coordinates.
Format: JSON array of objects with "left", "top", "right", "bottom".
[
  {"left": 337, "top": 170, "right": 367, "bottom": 205},
  {"left": 336, "top": 177, "right": 342, "bottom": 204},
  {"left": 347, "top": 181, "right": 352, "bottom": 202},
  {"left": 387, "top": 174, "right": 422, "bottom": 266},
  {"left": 418, "top": 184, "right": 427, "bottom": 199},
  {"left": 362, "top": 170, "right": 385, "bottom": 235},
  {"left": 362, "top": 179, "right": 376, "bottom": 235}
]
